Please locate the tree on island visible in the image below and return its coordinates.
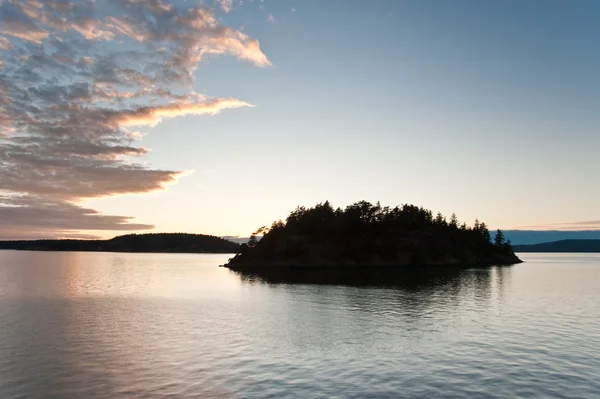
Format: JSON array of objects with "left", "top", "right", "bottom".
[
  {"left": 449, "top": 213, "right": 458, "bottom": 228},
  {"left": 495, "top": 229, "right": 506, "bottom": 247},
  {"left": 225, "top": 201, "right": 521, "bottom": 270}
]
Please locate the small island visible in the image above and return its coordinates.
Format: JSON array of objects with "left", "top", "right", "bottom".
[{"left": 224, "top": 201, "right": 521, "bottom": 271}]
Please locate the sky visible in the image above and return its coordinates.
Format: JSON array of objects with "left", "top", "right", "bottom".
[{"left": 0, "top": 0, "right": 599, "bottom": 240}]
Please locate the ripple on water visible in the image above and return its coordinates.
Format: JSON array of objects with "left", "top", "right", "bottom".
[{"left": 0, "top": 252, "right": 599, "bottom": 398}]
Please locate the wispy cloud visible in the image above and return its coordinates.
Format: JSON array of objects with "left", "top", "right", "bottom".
[
  {"left": 0, "top": 0, "right": 270, "bottom": 238},
  {"left": 267, "top": 14, "right": 275, "bottom": 23},
  {"left": 112, "top": 98, "right": 253, "bottom": 127},
  {"left": 514, "top": 220, "right": 600, "bottom": 231},
  {"left": 0, "top": 195, "right": 155, "bottom": 230}
]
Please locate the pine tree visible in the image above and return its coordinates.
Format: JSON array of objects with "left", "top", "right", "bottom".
[
  {"left": 449, "top": 213, "right": 458, "bottom": 228},
  {"left": 479, "top": 222, "right": 491, "bottom": 242},
  {"left": 494, "top": 229, "right": 506, "bottom": 247},
  {"left": 434, "top": 212, "right": 446, "bottom": 226}
]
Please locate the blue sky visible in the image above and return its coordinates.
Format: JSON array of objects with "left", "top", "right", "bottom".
[{"left": 1, "top": 0, "right": 599, "bottom": 238}]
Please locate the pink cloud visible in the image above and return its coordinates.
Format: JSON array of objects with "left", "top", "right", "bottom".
[
  {"left": 113, "top": 98, "right": 253, "bottom": 127},
  {"left": 0, "top": 0, "right": 270, "bottom": 237},
  {"left": 0, "top": 20, "right": 48, "bottom": 44}
]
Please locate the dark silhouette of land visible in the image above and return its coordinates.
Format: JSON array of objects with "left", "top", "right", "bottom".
[
  {"left": 514, "top": 239, "right": 600, "bottom": 253},
  {"left": 224, "top": 201, "right": 521, "bottom": 271},
  {"left": 497, "top": 230, "right": 600, "bottom": 245},
  {"left": 0, "top": 233, "right": 240, "bottom": 254}
]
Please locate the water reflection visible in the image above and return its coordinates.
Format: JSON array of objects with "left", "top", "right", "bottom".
[
  {"left": 234, "top": 265, "right": 509, "bottom": 286},
  {"left": 0, "top": 251, "right": 235, "bottom": 299},
  {"left": 1, "top": 253, "right": 599, "bottom": 398},
  {"left": 0, "top": 298, "right": 121, "bottom": 397},
  {"left": 0, "top": 251, "right": 82, "bottom": 297},
  {"left": 0, "top": 252, "right": 239, "bottom": 398},
  {"left": 232, "top": 266, "right": 513, "bottom": 351}
]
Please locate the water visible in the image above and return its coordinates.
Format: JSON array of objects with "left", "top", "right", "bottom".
[{"left": 0, "top": 252, "right": 599, "bottom": 398}]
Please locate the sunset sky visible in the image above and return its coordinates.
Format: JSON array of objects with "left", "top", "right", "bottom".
[{"left": 1, "top": 0, "right": 599, "bottom": 239}]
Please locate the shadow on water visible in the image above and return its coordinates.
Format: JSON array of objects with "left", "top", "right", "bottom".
[{"left": 231, "top": 265, "right": 514, "bottom": 290}]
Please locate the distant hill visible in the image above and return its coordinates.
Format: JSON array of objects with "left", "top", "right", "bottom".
[
  {"left": 221, "top": 236, "right": 251, "bottom": 245},
  {"left": 498, "top": 230, "right": 600, "bottom": 246},
  {"left": 0, "top": 233, "right": 241, "bottom": 254},
  {"left": 513, "top": 239, "right": 600, "bottom": 253},
  {"left": 225, "top": 201, "right": 521, "bottom": 271}
]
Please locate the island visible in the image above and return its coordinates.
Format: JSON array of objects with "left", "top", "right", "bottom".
[
  {"left": 0, "top": 233, "right": 241, "bottom": 254},
  {"left": 224, "top": 201, "right": 522, "bottom": 271},
  {"left": 513, "top": 239, "right": 600, "bottom": 253}
]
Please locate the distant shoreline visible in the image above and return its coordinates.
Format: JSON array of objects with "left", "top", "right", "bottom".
[
  {"left": 0, "top": 248, "right": 238, "bottom": 255},
  {"left": 514, "top": 239, "right": 600, "bottom": 253},
  {"left": 0, "top": 233, "right": 241, "bottom": 254}
]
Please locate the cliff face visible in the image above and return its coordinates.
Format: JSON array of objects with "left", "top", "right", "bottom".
[{"left": 224, "top": 201, "right": 522, "bottom": 270}]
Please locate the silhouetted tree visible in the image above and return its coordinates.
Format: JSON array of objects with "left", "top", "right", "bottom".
[
  {"left": 449, "top": 213, "right": 458, "bottom": 228},
  {"left": 434, "top": 212, "right": 447, "bottom": 226},
  {"left": 248, "top": 226, "right": 266, "bottom": 248},
  {"left": 479, "top": 222, "right": 491, "bottom": 242},
  {"left": 495, "top": 229, "right": 506, "bottom": 247}
]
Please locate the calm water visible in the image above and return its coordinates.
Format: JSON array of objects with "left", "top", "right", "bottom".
[{"left": 0, "top": 252, "right": 599, "bottom": 398}]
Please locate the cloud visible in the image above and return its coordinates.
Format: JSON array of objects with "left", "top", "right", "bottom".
[
  {"left": 514, "top": 220, "right": 600, "bottom": 231},
  {"left": 0, "top": 20, "right": 49, "bottom": 43},
  {"left": 0, "top": 36, "right": 12, "bottom": 50},
  {"left": 0, "top": 231, "right": 102, "bottom": 240},
  {"left": 112, "top": 98, "right": 253, "bottom": 127},
  {"left": 215, "top": 0, "right": 233, "bottom": 13},
  {"left": 0, "top": 195, "right": 155, "bottom": 231},
  {"left": 267, "top": 14, "right": 275, "bottom": 23},
  {"left": 0, "top": 0, "right": 270, "bottom": 238}
]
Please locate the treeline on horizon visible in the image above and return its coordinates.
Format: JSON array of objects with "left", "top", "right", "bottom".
[
  {"left": 513, "top": 239, "right": 600, "bottom": 253},
  {"left": 0, "top": 233, "right": 241, "bottom": 254},
  {"left": 228, "top": 201, "right": 517, "bottom": 267}
]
